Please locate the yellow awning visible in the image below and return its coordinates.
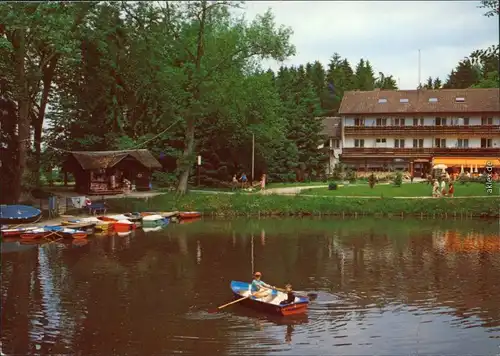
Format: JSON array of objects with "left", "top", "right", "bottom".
[{"left": 432, "top": 157, "right": 500, "bottom": 167}]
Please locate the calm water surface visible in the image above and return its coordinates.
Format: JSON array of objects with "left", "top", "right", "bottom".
[{"left": 1, "top": 218, "right": 500, "bottom": 355}]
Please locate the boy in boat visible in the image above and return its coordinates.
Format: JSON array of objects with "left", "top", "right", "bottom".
[
  {"left": 280, "top": 284, "right": 296, "bottom": 305},
  {"left": 251, "top": 272, "right": 275, "bottom": 298}
]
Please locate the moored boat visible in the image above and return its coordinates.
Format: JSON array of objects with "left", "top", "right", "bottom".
[
  {"left": 1, "top": 226, "right": 39, "bottom": 237},
  {"left": 60, "top": 222, "right": 96, "bottom": 235},
  {"left": 20, "top": 228, "right": 48, "bottom": 240},
  {"left": 179, "top": 211, "right": 201, "bottom": 219},
  {"left": 142, "top": 214, "right": 168, "bottom": 228},
  {"left": 0, "top": 205, "right": 42, "bottom": 224},
  {"left": 124, "top": 212, "right": 143, "bottom": 227},
  {"left": 113, "top": 219, "right": 135, "bottom": 233},
  {"left": 230, "top": 281, "right": 309, "bottom": 316}
]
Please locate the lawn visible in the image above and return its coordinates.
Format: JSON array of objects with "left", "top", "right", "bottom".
[
  {"left": 301, "top": 182, "right": 499, "bottom": 197},
  {"left": 266, "top": 181, "right": 328, "bottom": 189}
]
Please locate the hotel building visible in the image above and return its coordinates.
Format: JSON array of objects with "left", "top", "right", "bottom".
[{"left": 338, "top": 88, "right": 500, "bottom": 176}]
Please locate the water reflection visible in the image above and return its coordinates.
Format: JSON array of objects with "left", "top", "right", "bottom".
[{"left": 1, "top": 218, "right": 499, "bottom": 355}]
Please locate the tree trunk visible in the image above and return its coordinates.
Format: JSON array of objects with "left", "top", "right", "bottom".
[
  {"left": 13, "top": 28, "right": 30, "bottom": 203},
  {"left": 176, "top": 117, "right": 195, "bottom": 194},
  {"left": 33, "top": 55, "right": 59, "bottom": 187},
  {"left": 176, "top": 1, "right": 207, "bottom": 195}
]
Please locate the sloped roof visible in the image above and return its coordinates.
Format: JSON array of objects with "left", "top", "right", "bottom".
[
  {"left": 339, "top": 88, "right": 500, "bottom": 115},
  {"left": 69, "top": 149, "right": 162, "bottom": 170},
  {"left": 318, "top": 117, "right": 341, "bottom": 137}
]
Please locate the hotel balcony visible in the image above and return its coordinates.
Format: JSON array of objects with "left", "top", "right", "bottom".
[
  {"left": 341, "top": 147, "right": 499, "bottom": 158},
  {"left": 344, "top": 125, "right": 500, "bottom": 136}
]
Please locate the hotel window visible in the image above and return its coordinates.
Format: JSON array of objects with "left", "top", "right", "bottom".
[
  {"left": 457, "top": 139, "right": 469, "bottom": 148},
  {"left": 376, "top": 118, "right": 387, "bottom": 126},
  {"left": 435, "top": 117, "right": 447, "bottom": 126},
  {"left": 394, "top": 118, "right": 405, "bottom": 126},
  {"left": 354, "top": 118, "right": 365, "bottom": 126},
  {"left": 331, "top": 139, "right": 340, "bottom": 149},
  {"left": 413, "top": 139, "right": 424, "bottom": 148},
  {"left": 376, "top": 138, "right": 387, "bottom": 143},
  {"left": 394, "top": 139, "right": 405, "bottom": 148},
  {"left": 413, "top": 118, "right": 424, "bottom": 126},
  {"left": 354, "top": 139, "right": 365, "bottom": 148},
  {"left": 434, "top": 138, "right": 446, "bottom": 148},
  {"left": 481, "top": 138, "right": 492, "bottom": 148},
  {"left": 481, "top": 117, "right": 493, "bottom": 125},
  {"left": 463, "top": 117, "right": 469, "bottom": 125}
]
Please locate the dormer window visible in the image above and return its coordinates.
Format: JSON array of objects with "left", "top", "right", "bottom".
[
  {"left": 378, "top": 98, "right": 387, "bottom": 103},
  {"left": 429, "top": 98, "right": 438, "bottom": 103},
  {"left": 455, "top": 97, "right": 465, "bottom": 102},
  {"left": 400, "top": 98, "right": 409, "bottom": 103}
]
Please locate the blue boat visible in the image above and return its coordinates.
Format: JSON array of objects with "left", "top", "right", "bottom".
[
  {"left": 0, "top": 205, "right": 42, "bottom": 225},
  {"left": 230, "top": 281, "right": 309, "bottom": 316}
]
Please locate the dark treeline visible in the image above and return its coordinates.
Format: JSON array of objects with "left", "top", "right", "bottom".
[{"left": 0, "top": 1, "right": 498, "bottom": 203}]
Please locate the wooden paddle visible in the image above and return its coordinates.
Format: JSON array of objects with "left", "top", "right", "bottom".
[
  {"left": 273, "top": 286, "right": 318, "bottom": 300},
  {"left": 209, "top": 295, "right": 251, "bottom": 313}
]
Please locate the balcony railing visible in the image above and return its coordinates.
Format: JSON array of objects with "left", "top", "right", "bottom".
[
  {"left": 344, "top": 125, "right": 500, "bottom": 136},
  {"left": 342, "top": 147, "right": 499, "bottom": 157}
]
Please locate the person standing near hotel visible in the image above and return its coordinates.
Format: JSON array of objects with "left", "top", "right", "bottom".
[
  {"left": 260, "top": 173, "right": 266, "bottom": 190},
  {"left": 432, "top": 179, "right": 440, "bottom": 197},
  {"left": 440, "top": 178, "right": 446, "bottom": 197},
  {"left": 448, "top": 183, "right": 455, "bottom": 197}
]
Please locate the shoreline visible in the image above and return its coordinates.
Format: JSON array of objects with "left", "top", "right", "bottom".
[{"left": 103, "top": 193, "right": 500, "bottom": 219}]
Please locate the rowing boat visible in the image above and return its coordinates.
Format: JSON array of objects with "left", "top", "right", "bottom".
[
  {"left": 230, "top": 281, "right": 309, "bottom": 316},
  {"left": 179, "top": 211, "right": 201, "bottom": 219},
  {"left": 0, "top": 205, "right": 42, "bottom": 224}
]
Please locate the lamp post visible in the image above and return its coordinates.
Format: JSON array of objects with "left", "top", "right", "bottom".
[
  {"left": 251, "top": 133, "right": 255, "bottom": 183},
  {"left": 197, "top": 155, "right": 201, "bottom": 187}
]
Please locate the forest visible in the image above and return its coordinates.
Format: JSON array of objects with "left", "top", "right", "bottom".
[{"left": 0, "top": 1, "right": 498, "bottom": 203}]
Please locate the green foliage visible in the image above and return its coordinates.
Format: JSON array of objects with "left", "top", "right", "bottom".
[
  {"left": 345, "top": 169, "right": 356, "bottom": 183},
  {"left": 328, "top": 182, "right": 338, "bottom": 190},
  {"left": 105, "top": 193, "right": 500, "bottom": 218},
  {"left": 152, "top": 171, "right": 178, "bottom": 188},
  {"left": 393, "top": 172, "right": 403, "bottom": 187},
  {"left": 368, "top": 173, "right": 377, "bottom": 189}
]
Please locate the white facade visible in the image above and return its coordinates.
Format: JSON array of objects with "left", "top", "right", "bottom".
[
  {"left": 343, "top": 115, "right": 500, "bottom": 149},
  {"left": 343, "top": 115, "right": 500, "bottom": 127},
  {"left": 318, "top": 138, "right": 342, "bottom": 174}
]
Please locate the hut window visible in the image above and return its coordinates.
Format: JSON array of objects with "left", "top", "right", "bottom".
[
  {"left": 429, "top": 97, "right": 438, "bottom": 103},
  {"left": 378, "top": 98, "right": 387, "bottom": 103}
]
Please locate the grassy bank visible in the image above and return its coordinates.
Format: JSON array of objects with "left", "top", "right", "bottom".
[
  {"left": 105, "top": 192, "right": 500, "bottom": 218},
  {"left": 303, "top": 182, "right": 499, "bottom": 197}
]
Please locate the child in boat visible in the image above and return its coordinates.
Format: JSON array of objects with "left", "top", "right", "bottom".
[
  {"left": 280, "top": 284, "right": 295, "bottom": 305},
  {"left": 251, "top": 272, "right": 275, "bottom": 298}
]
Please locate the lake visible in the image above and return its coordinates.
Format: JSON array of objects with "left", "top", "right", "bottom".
[{"left": 1, "top": 218, "right": 500, "bottom": 355}]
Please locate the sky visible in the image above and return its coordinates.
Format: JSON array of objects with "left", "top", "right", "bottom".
[{"left": 238, "top": 1, "right": 499, "bottom": 89}]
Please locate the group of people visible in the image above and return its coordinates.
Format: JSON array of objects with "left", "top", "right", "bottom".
[
  {"left": 432, "top": 178, "right": 454, "bottom": 197},
  {"left": 232, "top": 173, "right": 266, "bottom": 190},
  {"left": 250, "top": 272, "right": 295, "bottom": 305}
]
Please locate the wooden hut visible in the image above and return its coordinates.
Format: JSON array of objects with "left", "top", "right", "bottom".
[{"left": 62, "top": 150, "right": 162, "bottom": 195}]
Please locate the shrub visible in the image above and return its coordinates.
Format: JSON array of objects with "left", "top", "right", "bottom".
[
  {"left": 328, "top": 182, "right": 338, "bottom": 190},
  {"left": 393, "top": 172, "right": 403, "bottom": 187},
  {"left": 346, "top": 169, "right": 356, "bottom": 183},
  {"left": 368, "top": 173, "right": 376, "bottom": 188},
  {"left": 152, "top": 171, "right": 177, "bottom": 188}
]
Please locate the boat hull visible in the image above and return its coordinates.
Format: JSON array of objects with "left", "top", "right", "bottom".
[
  {"left": 230, "top": 281, "right": 309, "bottom": 316},
  {"left": 179, "top": 211, "right": 201, "bottom": 219},
  {"left": 0, "top": 205, "right": 42, "bottom": 224}
]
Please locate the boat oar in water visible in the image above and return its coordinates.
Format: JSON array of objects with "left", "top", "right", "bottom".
[
  {"left": 209, "top": 295, "right": 251, "bottom": 313},
  {"left": 273, "top": 286, "right": 318, "bottom": 301}
]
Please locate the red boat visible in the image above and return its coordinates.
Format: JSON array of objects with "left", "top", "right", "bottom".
[
  {"left": 230, "top": 281, "right": 309, "bottom": 316},
  {"left": 20, "top": 228, "right": 47, "bottom": 240},
  {"left": 179, "top": 211, "right": 201, "bottom": 219}
]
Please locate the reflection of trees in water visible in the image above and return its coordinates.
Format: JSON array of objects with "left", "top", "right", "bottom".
[{"left": 307, "top": 228, "right": 500, "bottom": 328}]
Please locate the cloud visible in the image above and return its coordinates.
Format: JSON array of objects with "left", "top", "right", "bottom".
[{"left": 239, "top": 1, "right": 498, "bottom": 89}]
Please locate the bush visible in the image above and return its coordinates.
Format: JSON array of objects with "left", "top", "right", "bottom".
[
  {"left": 368, "top": 173, "right": 376, "bottom": 188},
  {"left": 328, "top": 182, "right": 338, "bottom": 190},
  {"left": 345, "top": 169, "right": 356, "bottom": 183},
  {"left": 152, "top": 171, "right": 177, "bottom": 188},
  {"left": 393, "top": 172, "right": 403, "bottom": 187}
]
